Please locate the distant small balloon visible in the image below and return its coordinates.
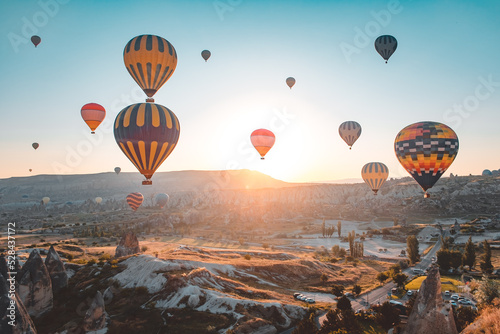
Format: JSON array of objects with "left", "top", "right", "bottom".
[
  {"left": 114, "top": 167, "right": 121, "bottom": 175},
  {"left": 29, "top": 169, "right": 32, "bottom": 172},
  {"left": 42, "top": 197, "right": 50, "bottom": 205},
  {"left": 251, "top": 129, "right": 275, "bottom": 160},
  {"left": 126, "top": 192, "right": 144, "bottom": 211},
  {"left": 286, "top": 77, "right": 296, "bottom": 89},
  {"left": 362, "top": 162, "right": 389, "bottom": 195},
  {"left": 201, "top": 50, "right": 211, "bottom": 62},
  {"left": 155, "top": 193, "right": 169, "bottom": 208},
  {"left": 482, "top": 169, "right": 492, "bottom": 176},
  {"left": 374, "top": 35, "right": 397, "bottom": 63},
  {"left": 339, "top": 121, "right": 362, "bottom": 149},
  {"left": 81, "top": 103, "right": 106, "bottom": 134},
  {"left": 32, "top": 143, "right": 39, "bottom": 150},
  {"left": 95, "top": 197, "right": 102, "bottom": 204},
  {"left": 31, "top": 35, "right": 41, "bottom": 47}
]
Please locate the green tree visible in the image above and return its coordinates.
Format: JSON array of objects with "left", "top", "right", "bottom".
[
  {"left": 331, "top": 285, "right": 345, "bottom": 297},
  {"left": 389, "top": 263, "right": 401, "bottom": 278},
  {"left": 337, "top": 295, "right": 352, "bottom": 311},
  {"left": 319, "top": 309, "right": 360, "bottom": 334},
  {"left": 352, "top": 284, "right": 361, "bottom": 296},
  {"left": 440, "top": 235, "right": 449, "bottom": 250},
  {"left": 373, "top": 302, "right": 401, "bottom": 331},
  {"left": 376, "top": 272, "right": 389, "bottom": 285},
  {"left": 480, "top": 240, "right": 493, "bottom": 274},
  {"left": 262, "top": 243, "right": 269, "bottom": 250},
  {"left": 337, "top": 221, "right": 342, "bottom": 238},
  {"left": 338, "top": 247, "right": 347, "bottom": 257},
  {"left": 348, "top": 231, "right": 355, "bottom": 255},
  {"left": 406, "top": 235, "right": 420, "bottom": 264},
  {"left": 320, "top": 273, "right": 328, "bottom": 285},
  {"left": 437, "top": 249, "right": 462, "bottom": 270},
  {"left": 473, "top": 277, "right": 500, "bottom": 305},
  {"left": 453, "top": 306, "right": 479, "bottom": 332},
  {"left": 322, "top": 219, "right": 326, "bottom": 237},
  {"left": 331, "top": 245, "right": 340, "bottom": 256},
  {"left": 462, "top": 236, "right": 476, "bottom": 269},
  {"left": 292, "top": 313, "right": 318, "bottom": 334},
  {"left": 393, "top": 273, "right": 408, "bottom": 289}
]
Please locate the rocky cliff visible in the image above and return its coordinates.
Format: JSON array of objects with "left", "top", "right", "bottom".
[
  {"left": 0, "top": 272, "right": 37, "bottom": 334},
  {"left": 115, "top": 232, "right": 140, "bottom": 258},
  {"left": 82, "top": 291, "right": 107, "bottom": 332},
  {"left": 44, "top": 246, "right": 68, "bottom": 293}
]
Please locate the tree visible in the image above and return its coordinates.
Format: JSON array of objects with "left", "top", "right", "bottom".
[
  {"left": 331, "top": 285, "right": 345, "bottom": 297},
  {"left": 440, "top": 235, "right": 449, "bottom": 250},
  {"left": 480, "top": 240, "right": 493, "bottom": 274},
  {"left": 376, "top": 272, "right": 389, "bottom": 284},
  {"left": 406, "top": 235, "right": 420, "bottom": 264},
  {"left": 262, "top": 243, "right": 269, "bottom": 250},
  {"left": 453, "top": 305, "right": 479, "bottom": 332},
  {"left": 337, "top": 221, "right": 342, "bottom": 238},
  {"left": 348, "top": 231, "right": 355, "bottom": 255},
  {"left": 331, "top": 245, "right": 340, "bottom": 256},
  {"left": 389, "top": 263, "right": 401, "bottom": 278},
  {"left": 373, "top": 302, "right": 401, "bottom": 331},
  {"left": 337, "top": 295, "right": 352, "bottom": 311},
  {"left": 473, "top": 277, "right": 500, "bottom": 305},
  {"left": 352, "top": 284, "right": 361, "bottom": 296},
  {"left": 437, "top": 249, "right": 462, "bottom": 271},
  {"left": 393, "top": 273, "right": 408, "bottom": 289},
  {"left": 293, "top": 313, "right": 318, "bottom": 334},
  {"left": 319, "top": 309, "right": 361, "bottom": 334},
  {"left": 338, "top": 247, "right": 347, "bottom": 257},
  {"left": 320, "top": 273, "right": 328, "bottom": 285},
  {"left": 322, "top": 219, "right": 326, "bottom": 237},
  {"left": 462, "top": 236, "right": 476, "bottom": 269}
]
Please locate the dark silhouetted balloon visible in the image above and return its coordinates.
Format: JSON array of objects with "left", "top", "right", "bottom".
[
  {"left": 32, "top": 143, "right": 39, "bottom": 150},
  {"left": 286, "top": 77, "right": 296, "bottom": 89},
  {"left": 375, "top": 35, "right": 397, "bottom": 63},
  {"left": 31, "top": 35, "right": 41, "bottom": 47},
  {"left": 114, "top": 167, "right": 121, "bottom": 175},
  {"left": 155, "top": 193, "right": 169, "bottom": 208},
  {"left": 201, "top": 50, "right": 211, "bottom": 62}
]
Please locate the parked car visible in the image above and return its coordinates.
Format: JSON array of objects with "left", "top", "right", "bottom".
[
  {"left": 293, "top": 293, "right": 301, "bottom": 298},
  {"left": 431, "top": 256, "right": 436, "bottom": 262},
  {"left": 297, "top": 295, "right": 306, "bottom": 301},
  {"left": 407, "top": 290, "right": 413, "bottom": 296},
  {"left": 451, "top": 294, "right": 459, "bottom": 300},
  {"left": 412, "top": 269, "right": 425, "bottom": 275},
  {"left": 344, "top": 292, "right": 354, "bottom": 298},
  {"left": 459, "top": 299, "right": 473, "bottom": 305},
  {"left": 391, "top": 288, "right": 398, "bottom": 294},
  {"left": 450, "top": 301, "right": 458, "bottom": 307},
  {"left": 305, "top": 298, "right": 315, "bottom": 304},
  {"left": 444, "top": 291, "right": 451, "bottom": 296}
]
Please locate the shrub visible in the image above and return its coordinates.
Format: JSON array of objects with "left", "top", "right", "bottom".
[{"left": 243, "top": 254, "right": 251, "bottom": 260}]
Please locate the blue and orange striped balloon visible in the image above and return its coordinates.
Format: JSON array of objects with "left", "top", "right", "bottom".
[
  {"left": 361, "top": 162, "right": 389, "bottom": 195},
  {"left": 339, "top": 121, "right": 362, "bottom": 149},
  {"left": 114, "top": 103, "right": 180, "bottom": 185},
  {"left": 126, "top": 192, "right": 144, "bottom": 211},
  {"left": 123, "top": 34, "right": 177, "bottom": 100}
]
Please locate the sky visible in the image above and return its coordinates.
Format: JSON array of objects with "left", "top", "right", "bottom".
[{"left": 1, "top": 0, "right": 500, "bottom": 183}]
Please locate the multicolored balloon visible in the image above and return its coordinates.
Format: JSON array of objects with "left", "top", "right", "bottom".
[
  {"left": 361, "top": 162, "right": 389, "bottom": 195},
  {"left": 31, "top": 35, "right": 41, "bottom": 47},
  {"left": 201, "top": 50, "right": 211, "bottom": 62},
  {"left": 123, "top": 35, "right": 177, "bottom": 101},
  {"left": 126, "top": 192, "right": 144, "bottom": 211},
  {"left": 114, "top": 103, "right": 180, "bottom": 185},
  {"left": 286, "top": 77, "right": 296, "bottom": 89},
  {"left": 339, "top": 121, "right": 362, "bottom": 149},
  {"left": 375, "top": 35, "right": 397, "bottom": 63},
  {"left": 250, "top": 129, "right": 275, "bottom": 160},
  {"left": 155, "top": 193, "right": 169, "bottom": 208},
  {"left": 32, "top": 143, "right": 39, "bottom": 150},
  {"left": 81, "top": 103, "right": 106, "bottom": 134},
  {"left": 114, "top": 167, "right": 121, "bottom": 175},
  {"left": 394, "top": 121, "right": 459, "bottom": 197}
]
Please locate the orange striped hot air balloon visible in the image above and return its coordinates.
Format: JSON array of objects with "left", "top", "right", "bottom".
[
  {"left": 123, "top": 34, "right": 177, "bottom": 102},
  {"left": 361, "top": 162, "right": 389, "bottom": 195},
  {"left": 250, "top": 129, "right": 275, "bottom": 160},
  {"left": 81, "top": 103, "right": 106, "bottom": 134},
  {"left": 126, "top": 192, "right": 143, "bottom": 211},
  {"left": 114, "top": 103, "right": 180, "bottom": 185}
]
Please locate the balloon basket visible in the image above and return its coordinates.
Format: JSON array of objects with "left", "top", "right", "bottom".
[
  {"left": 142, "top": 180, "right": 152, "bottom": 185},
  {"left": 91, "top": 131, "right": 95, "bottom": 134},
  {"left": 146, "top": 97, "right": 155, "bottom": 103},
  {"left": 261, "top": 157, "right": 265, "bottom": 160}
]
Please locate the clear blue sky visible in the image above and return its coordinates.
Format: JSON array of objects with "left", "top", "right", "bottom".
[{"left": 1, "top": 0, "right": 500, "bottom": 182}]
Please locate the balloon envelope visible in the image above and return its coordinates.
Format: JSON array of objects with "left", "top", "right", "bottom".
[
  {"left": 32, "top": 143, "right": 39, "bottom": 150},
  {"left": 201, "top": 50, "right": 211, "bottom": 62},
  {"left": 114, "top": 167, "right": 121, "bottom": 175},
  {"left": 81, "top": 103, "right": 106, "bottom": 134},
  {"left": 339, "top": 121, "right": 362, "bottom": 149},
  {"left": 362, "top": 162, "right": 389, "bottom": 195},
  {"left": 126, "top": 192, "right": 144, "bottom": 211},
  {"left": 155, "top": 193, "right": 169, "bottom": 208},
  {"left": 114, "top": 103, "right": 180, "bottom": 185},
  {"left": 394, "top": 121, "right": 459, "bottom": 196},
  {"left": 482, "top": 169, "right": 492, "bottom": 176},
  {"left": 29, "top": 169, "right": 32, "bottom": 172},
  {"left": 374, "top": 35, "right": 397, "bottom": 63},
  {"left": 42, "top": 197, "right": 50, "bottom": 205},
  {"left": 31, "top": 35, "right": 41, "bottom": 47},
  {"left": 123, "top": 35, "right": 177, "bottom": 99},
  {"left": 250, "top": 129, "right": 275, "bottom": 160},
  {"left": 95, "top": 197, "right": 102, "bottom": 204},
  {"left": 286, "top": 77, "right": 296, "bottom": 89}
]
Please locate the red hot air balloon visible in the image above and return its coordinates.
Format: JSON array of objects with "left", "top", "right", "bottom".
[
  {"left": 250, "top": 129, "right": 275, "bottom": 160},
  {"left": 126, "top": 192, "right": 144, "bottom": 211},
  {"left": 81, "top": 103, "right": 106, "bottom": 134},
  {"left": 31, "top": 35, "right": 41, "bottom": 47}
]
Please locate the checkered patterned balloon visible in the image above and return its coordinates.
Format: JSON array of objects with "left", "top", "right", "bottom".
[{"left": 394, "top": 122, "right": 459, "bottom": 194}]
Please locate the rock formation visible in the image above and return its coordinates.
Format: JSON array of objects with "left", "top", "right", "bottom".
[
  {"left": 0, "top": 272, "right": 37, "bottom": 334},
  {"left": 18, "top": 249, "right": 53, "bottom": 317},
  {"left": 44, "top": 246, "right": 68, "bottom": 293},
  {"left": 403, "top": 267, "right": 458, "bottom": 334},
  {"left": 82, "top": 291, "right": 107, "bottom": 332},
  {"left": 115, "top": 232, "right": 140, "bottom": 258}
]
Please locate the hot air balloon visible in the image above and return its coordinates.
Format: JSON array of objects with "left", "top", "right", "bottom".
[
  {"left": 22, "top": 195, "right": 29, "bottom": 199},
  {"left": 374, "top": 35, "right": 397, "bottom": 63},
  {"left": 32, "top": 143, "right": 39, "bottom": 150},
  {"left": 250, "top": 129, "right": 275, "bottom": 160},
  {"left": 123, "top": 34, "right": 177, "bottom": 102},
  {"left": 201, "top": 50, "right": 211, "bottom": 62},
  {"left": 339, "top": 121, "right": 362, "bottom": 149},
  {"left": 286, "top": 77, "right": 296, "bottom": 89},
  {"left": 362, "top": 162, "right": 389, "bottom": 195},
  {"left": 42, "top": 197, "right": 50, "bottom": 205},
  {"left": 31, "top": 35, "right": 41, "bottom": 47},
  {"left": 155, "top": 193, "right": 169, "bottom": 208},
  {"left": 482, "top": 169, "right": 492, "bottom": 176},
  {"left": 126, "top": 192, "right": 143, "bottom": 211},
  {"left": 114, "top": 167, "right": 121, "bottom": 175},
  {"left": 81, "top": 103, "right": 106, "bottom": 134},
  {"left": 29, "top": 169, "right": 32, "bottom": 172},
  {"left": 114, "top": 103, "right": 180, "bottom": 185},
  {"left": 394, "top": 121, "right": 459, "bottom": 198},
  {"left": 95, "top": 197, "right": 102, "bottom": 204}
]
